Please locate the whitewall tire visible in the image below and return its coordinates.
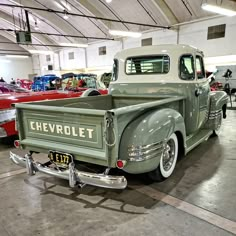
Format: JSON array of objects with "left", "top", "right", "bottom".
[{"left": 148, "top": 133, "right": 178, "bottom": 181}]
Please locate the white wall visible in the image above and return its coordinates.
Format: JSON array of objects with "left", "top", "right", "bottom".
[
  {"left": 33, "top": 15, "right": 236, "bottom": 74},
  {"left": 59, "top": 48, "right": 86, "bottom": 70},
  {"left": 0, "top": 57, "right": 33, "bottom": 82},
  {"left": 179, "top": 16, "right": 236, "bottom": 57},
  {"left": 87, "top": 40, "right": 122, "bottom": 68}
]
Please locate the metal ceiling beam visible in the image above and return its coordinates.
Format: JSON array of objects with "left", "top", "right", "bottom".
[
  {"left": 151, "top": 0, "right": 179, "bottom": 25},
  {"left": 97, "top": 0, "right": 130, "bottom": 30},
  {"left": 0, "top": 41, "right": 87, "bottom": 48},
  {"left": 0, "top": 3, "right": 170, "bottom": 29},
  {"left": 68, "top": 0, "right": 107, "bottom": 36},
  {"left": 0, "top": 28, "right": 114, "bottom": 41}
]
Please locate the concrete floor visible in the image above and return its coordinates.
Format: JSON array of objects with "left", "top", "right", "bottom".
[{"left": 0, "top": 111, "right": 236, "bottom": 236}]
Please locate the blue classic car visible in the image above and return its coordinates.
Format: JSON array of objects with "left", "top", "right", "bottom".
[{"left": 31, "top": 74, "right": 59, "bottom": 91}]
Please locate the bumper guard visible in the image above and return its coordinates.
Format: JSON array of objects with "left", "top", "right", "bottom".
[{"left": 9, "top": 151, "right": 127, "bottom": 189}]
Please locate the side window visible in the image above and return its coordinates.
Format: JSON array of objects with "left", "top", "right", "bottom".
[
  {"left": 112, "top": 59, "right": 118, "bottom": 81},
  {"left": 179, "top": 55, "right": 195, "bottom": 80},
  {"left": 196, "top": 56, "right": 205, "bottom": 79}
]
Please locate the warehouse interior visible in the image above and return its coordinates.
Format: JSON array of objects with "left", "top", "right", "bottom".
[{"left": 0, "top": 0, "right": 236, "bottom": 235}]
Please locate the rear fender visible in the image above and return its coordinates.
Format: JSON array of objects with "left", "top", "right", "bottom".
[{"left": 119, "top": 108, "right": 186, "bottom": 174}]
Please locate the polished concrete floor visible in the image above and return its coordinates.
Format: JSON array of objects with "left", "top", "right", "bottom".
[{"left": 0, "top": 111, "right": 236, "bottom": 236}]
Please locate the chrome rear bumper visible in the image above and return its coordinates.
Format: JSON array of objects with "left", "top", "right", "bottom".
[{"left": 9, "top": 151, "right": 127, "bottom": 189}]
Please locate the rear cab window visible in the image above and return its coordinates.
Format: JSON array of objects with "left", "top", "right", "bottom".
[{"left": 125, "top": 55, "right": 170, "bottom": 75}]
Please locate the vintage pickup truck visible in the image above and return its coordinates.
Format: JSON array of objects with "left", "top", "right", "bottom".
[{"left": 10, "top": 44, "right": 227, "bottom": 189}]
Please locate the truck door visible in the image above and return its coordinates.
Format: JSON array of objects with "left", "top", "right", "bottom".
[{"left": 195, "top": 55, "right": 210, "bottom": 129}]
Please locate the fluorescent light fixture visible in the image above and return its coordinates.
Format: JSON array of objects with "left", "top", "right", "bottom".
[
  {"left": 6, "top": 55, "right": 29, "bottom": 58},
  {"left": 106, "top": 0, "right": 112, "bottom": 3},
  {"left": 109, "top": 30, "right": 142, "bottom": 38},
  {"left": 201, "top": 3, "right": 236, "bottom": 16},
  {"left": 28, "top": 50, "right": 54, "bottom": 55},
  {"left": 0, "top": 59, "right": 11, "bottom": 63},
  {"left": 59, "top": 43, "right": 88, "bottom": 48}
]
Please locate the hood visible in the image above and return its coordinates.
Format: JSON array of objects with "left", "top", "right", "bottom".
[{"left": 0, "top": 90, "right": 83, "bottom": 110}]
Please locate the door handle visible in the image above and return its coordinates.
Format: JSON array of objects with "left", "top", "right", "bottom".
[{"left": 195, "top": 88, "right": 203, "bottom": 97}]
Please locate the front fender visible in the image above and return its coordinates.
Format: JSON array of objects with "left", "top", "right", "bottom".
[
  {"left": 119, "top": 108, "right": 186, "bottom": 174},
  {"left": 209, "top": 91, "right": 228, "bottom": 112}
]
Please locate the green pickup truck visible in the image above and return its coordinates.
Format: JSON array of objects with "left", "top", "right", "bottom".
[{"left": 10, "top": 44, "right": 228, "bottom": 189}]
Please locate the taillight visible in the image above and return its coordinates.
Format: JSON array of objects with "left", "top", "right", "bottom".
[
  {"left": 14, "top": 140, "right": 20, "bottom": 148},
  {"left": 116, "top": 160, "right": 126, "bottom": 169}
]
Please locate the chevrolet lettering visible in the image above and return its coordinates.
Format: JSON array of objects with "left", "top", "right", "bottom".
[
  {"left": 29, "top": 121, "right": 94, "bottom": 139},
  {"left": 10, "top": 45, "right": 228, "bottom": 190}
]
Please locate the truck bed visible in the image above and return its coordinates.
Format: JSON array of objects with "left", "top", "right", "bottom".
[{"left": 15, "top": 95, "right": 185, "bottom": 167}]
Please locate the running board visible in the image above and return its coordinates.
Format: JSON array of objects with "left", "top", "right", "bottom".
[{"left": 186, "top": 130, "right": 213, "bottom": 154}]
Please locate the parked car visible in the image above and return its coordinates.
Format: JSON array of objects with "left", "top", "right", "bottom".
[
  {"left": 16, "top": 79, "right": 33, "bottom": 90},
  {"left": 31, "top": 74, "right": 59, "bottom": 91},
  {"left": 0, "top": 89, "right": 107, "bottom": 139},
  {"left": 0, "top": 83, "right": 29, "bottom": 93},
  {"left": 10, "top": 45, "right": 227, "bottom": 189},
  {"left": 98, "top": 72, "right": 112, "bottom": 88},
  {"left": 65, "top": 75, "right": 107, "bottom": 92}
]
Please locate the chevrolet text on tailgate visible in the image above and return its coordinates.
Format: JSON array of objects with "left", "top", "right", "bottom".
[{"left": 10, "top": 45, "right": 228, "bottom": 189}]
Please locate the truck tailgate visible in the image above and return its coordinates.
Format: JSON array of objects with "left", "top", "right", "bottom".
[{"left": 16, "top": 104, "right": 107, "bottom": 165}]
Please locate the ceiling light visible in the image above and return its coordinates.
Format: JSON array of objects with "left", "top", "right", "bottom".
[
  {"left": 106, "top": 0, "right": 112, "bottom": 3},
  {"left": 5, "top": 55, "right": 29, "bottom": 58},
  {"left": 59, "top": 43, "right": 88, "bottom": 48},
  {"left": 28, "top": 50, "right": 54, "bottom": 55},
  {"left": 201, "top": 3, "right": 236, "bottom": 16},
  {"left": 109, "top": 30, "right": 142, "bottom": 38},
  {"left": 34, "top": 21, "right": 39, "bottom": 30},
  {"left": 63, "top": 10, "right": 69, "bottom": 19}
]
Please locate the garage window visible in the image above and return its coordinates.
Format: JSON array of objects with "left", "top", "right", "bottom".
[
  {"left": 126, "top": 55, "right": 170, "bottom": 75},
  {"left": 68, "top": 52, "right": 74, "bottom": 60},
  {"left": 99, "top": 46, "right": 106, "bottom": 55}
]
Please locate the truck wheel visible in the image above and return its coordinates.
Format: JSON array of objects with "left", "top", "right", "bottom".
[
  {"left": 148, "top": 133, "right": 178, "bottom": 182},
  {"left": 212, "top": 112, "right": 222, "bottom": 137}
]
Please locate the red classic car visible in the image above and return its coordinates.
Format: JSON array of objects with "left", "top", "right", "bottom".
[
  {"left": 0, "top": 88, "right": 107, "bottom": 139},
  {"left": 16, "top": 79, "right": 33, "bottom": 90},
  {"left": 0, "top": 83, "right": 29, "bottom": 93}
]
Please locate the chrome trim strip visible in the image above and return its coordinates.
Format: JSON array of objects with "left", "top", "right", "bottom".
[
  {"left": 9, "top": 152, "right": 127, "bottom": 189},
  {"left": 127, "top": 141, "right": 164, "bottom": 162},
  {"left": 128, "top": 145, "right": 163, "bottom": 157},
  {"left": 128, "top": 149, "right": 163, "bottom": 162},
  {"left": 128, "top": 141, "right": 163, "bottom": 152}
]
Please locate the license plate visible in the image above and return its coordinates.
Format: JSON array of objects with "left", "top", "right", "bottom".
[{"left": 48, "top": 151, "right": 73, "bottom": 168}]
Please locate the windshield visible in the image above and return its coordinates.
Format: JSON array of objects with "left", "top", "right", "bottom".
[{"left": 126, "top": 55, "right": 170, "bottom": 75}]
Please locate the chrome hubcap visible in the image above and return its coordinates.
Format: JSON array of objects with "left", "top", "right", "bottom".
[{"left": 162, "top": 139, "right": 175, "bottom": 171}]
